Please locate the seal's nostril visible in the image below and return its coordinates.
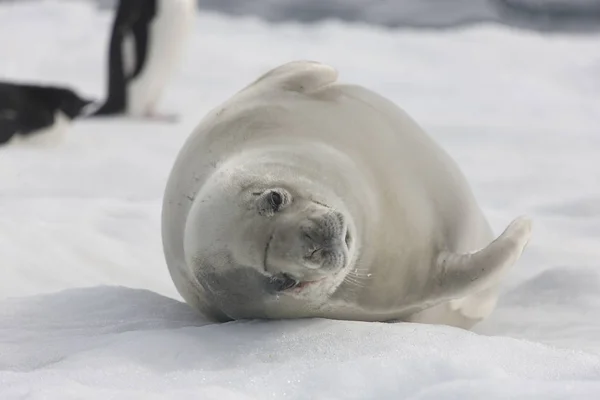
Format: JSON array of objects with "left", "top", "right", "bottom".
[
  {"left": 309, "top": 247, "right": 323, "bottom": 259},
  {"left": 303, "top": 231, "right": 319, "bottom": 248},
  {"left": 345, "top": 230, "right": 351, "bottom": 248}
]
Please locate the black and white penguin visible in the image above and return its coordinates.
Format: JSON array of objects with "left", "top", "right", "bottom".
[
  {"left": 0, "top": 81, "right": 92, "bottom": 146},
  {"left": 91, "top": 0, "right": 196, "bottom": 120}
]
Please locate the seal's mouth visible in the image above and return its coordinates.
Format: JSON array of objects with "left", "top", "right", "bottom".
[
  {"left": 263, "top": 231, "right": 327, "bottom": 293},
  {"left": 269, "top": 273, "right": 325, "bottom": 292}
]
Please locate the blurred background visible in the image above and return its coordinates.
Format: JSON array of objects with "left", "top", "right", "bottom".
[{"left": 24, "top": 0, "right": 600, "bottom": 32}]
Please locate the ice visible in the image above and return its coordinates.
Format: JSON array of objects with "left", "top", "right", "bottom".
[{"left": 2, "top": 287, "right": 600, "bottom": 399}]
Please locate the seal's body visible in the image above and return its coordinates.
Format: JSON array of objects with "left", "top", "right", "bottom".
[
  {"left": 93, "top": 0, "right": 195, "bottom": 118},
  {"left": 0, "top": 81, "right": 91, "bottom": 146},
  {"left": 161, "top": 61, "right": 532, "bottom": 329}
]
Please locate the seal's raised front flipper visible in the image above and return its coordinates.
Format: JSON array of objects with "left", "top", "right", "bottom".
[{"left": 416, "top": 216, "right": 532, "bottom": 316}]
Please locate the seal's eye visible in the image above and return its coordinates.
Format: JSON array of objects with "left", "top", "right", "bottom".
[
  {"left": 257, "top": 188, "right": 291, "bottom": 216},
  {"left": 269, "top": 191, "right": 283, "bottom": 209}
]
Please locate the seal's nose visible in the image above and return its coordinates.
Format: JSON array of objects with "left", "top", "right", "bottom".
[
  {"left": 301, "top": 210, "right": 348, "bottom": 268},
  {"left": 303, "top": 211, "right": 345, "bottom": 244}
]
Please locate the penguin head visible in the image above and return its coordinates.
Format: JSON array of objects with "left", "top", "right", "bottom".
[
  {"left": 29, "top": 85, "right": 94, "bottom": 120},
  {"left": 52, "top": 88, "right": 94, "bottom": 120}
]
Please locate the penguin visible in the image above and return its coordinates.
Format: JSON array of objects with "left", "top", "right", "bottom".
[
  {"left": 91, "top": 0, "right": 196, "bottom": 120},
  {"left": 0, "top": 81, "right": 92, "bottom": 146}
]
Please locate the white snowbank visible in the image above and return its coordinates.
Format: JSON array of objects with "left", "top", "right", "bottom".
[
  {"left": 2, "top": 287, "right": 600, "bottom": 399},
  {"left": 1, "top": 1, "right": 600, "bottom": 398}
]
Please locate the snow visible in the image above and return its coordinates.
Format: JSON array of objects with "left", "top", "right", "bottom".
[{"left": 1, "top": 1, "right": 600, "bottom": 398}]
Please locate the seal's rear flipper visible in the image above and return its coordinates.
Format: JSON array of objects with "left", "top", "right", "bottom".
[{"left": 423, "top": 216, "right": 532, "bottom": 309}]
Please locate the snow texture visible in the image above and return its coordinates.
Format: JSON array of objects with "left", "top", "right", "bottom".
[{"left": 1, "top": 1, "right": 600, "bottom": 398}]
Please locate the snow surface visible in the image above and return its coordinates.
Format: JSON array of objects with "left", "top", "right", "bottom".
[{"left": 1, "top": 1, "right": 600, "bottom": 398}]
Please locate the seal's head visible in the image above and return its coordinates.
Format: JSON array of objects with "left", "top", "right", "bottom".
[
  {"left": 260, "top": 187, "right": 352, "bottom": 291},
  {"left": 183, "top": 150, "right": 359, "bottom": 319}
]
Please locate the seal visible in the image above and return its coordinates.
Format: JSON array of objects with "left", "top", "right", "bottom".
[
  {"left": 91, "top": 0, "right": 195, "bottom": 120},
  {"left": 161, "top": 61, "right": 532, "bottom": 329}
]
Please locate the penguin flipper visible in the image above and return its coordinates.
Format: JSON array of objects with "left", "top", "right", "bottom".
[{"left": 93, "top": 0, "right": 152, "bottom": 117}]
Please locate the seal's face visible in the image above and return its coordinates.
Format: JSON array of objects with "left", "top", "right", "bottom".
[
  {"left": 184, "top": 169, "right": 358, "bottom": 316},
  {"left": 258, "top": 187, "right": 352, "bottom": 293}
]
